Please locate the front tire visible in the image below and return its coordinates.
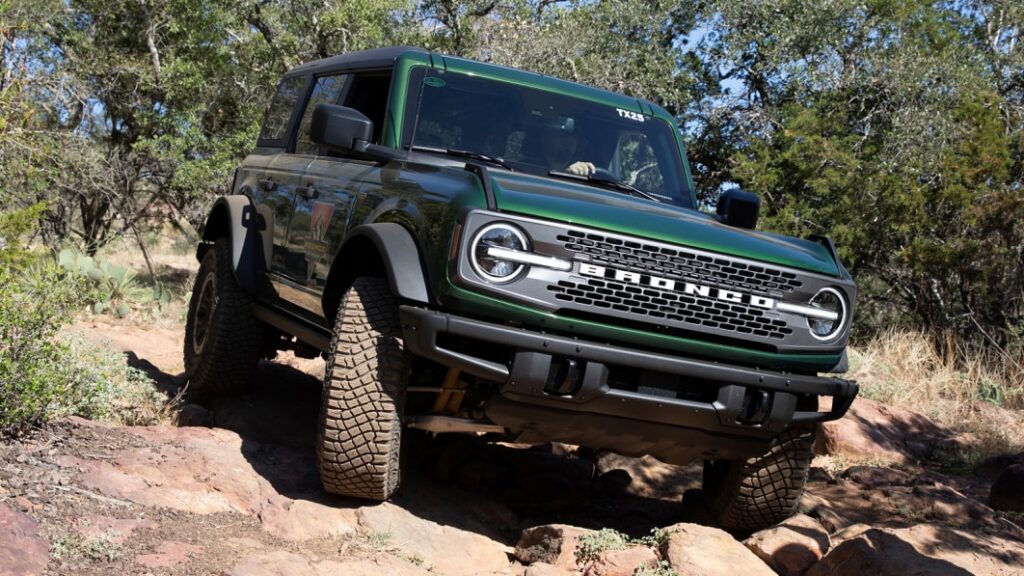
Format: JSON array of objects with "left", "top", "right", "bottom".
[
  {"left": 183, "top": 239, "right": 264, "bottom": 398},
  {"left": 317, "top": 277, "right": 408, "bottom": 500},
  {"left": 703, "top": 426, "right": 816, "bottom": 531}
]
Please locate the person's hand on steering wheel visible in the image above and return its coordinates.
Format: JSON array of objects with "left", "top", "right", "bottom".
[{"left": 566, "top": 161, "right": 596, "bottom": 176}]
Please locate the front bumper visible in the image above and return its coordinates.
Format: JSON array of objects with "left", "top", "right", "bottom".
[{"left": 400, "top": 306, "right": 858, "bottom": 463}]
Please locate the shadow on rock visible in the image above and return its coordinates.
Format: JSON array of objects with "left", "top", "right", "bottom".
[
  {"left": 124, "top": 350, "right": 185, "bottom": 397},
  {"left": 158, "top": 355, "right": 712, "bottom": 545}
]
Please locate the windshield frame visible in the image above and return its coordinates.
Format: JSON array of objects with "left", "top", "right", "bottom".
[{"left": 398, "top": 64, "right": 697, "bottom": 209}]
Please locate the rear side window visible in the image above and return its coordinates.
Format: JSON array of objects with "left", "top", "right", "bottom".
[
  {"left": 259, "top": 76, "right": 308, "bottom": 144},
  {"left": 295, "top": 75, "right": 349, "bottom": 155}
]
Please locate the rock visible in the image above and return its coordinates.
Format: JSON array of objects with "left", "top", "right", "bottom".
[
  {"left": 808, "top": 524, "right": 1024, "bottom": 576},
  {"left": 0, "top": 503, "right": 48, "bottom": 576},
  {"left": 224, "top": 550, "right": 315, "bottom": 576},
  {"left": 829, "top": 523, "right": 873, "bottom": 543},
  {"left": 12, "top": 496, "right": 35, "bottom": 514},
  {"left": 588, "top": 451, "right": 701, "bottom": 500},
  {"left": 743, "top": 514, "right": 830, "bottom": 576},
  {"left": 595, "top": 469, "right": 633, "bottom": 497},
  {"left": 515, "top": 524, "right": 591, "bottom": 571},
  {"left": 522, "top": 562, "right": 571, "bottom": 576},
  {"left": 78, "top": 515, "right": 158, "bottom": 544},
  {"left": 357, "top": 502, "right": 511, "bottom": 576},
  {"left": 659, "top": 523, "right": 776, "bottom": 576},
  {"left": 314, "top": 555, "right": 433, "bottom": 576},
  {"left": 58, "top": 423, "right": 356, "bottom": 541},
  {"left": 815, "top": 397, "right": 957, "bottom": 463},
  {"left": 975, "top": 452, "right": 1024, "bottom": 480},
  {"left": 134, "top": 541, "right": 203, "bottom": 569},
  {"left": 840, "top": 465, "right": 914, "bottom": 488},
  {"left": 258, "top": 494, "right": 358, "bottom": 541},
  {"left": 913, "top": 484, "right": 994, "bottom": 523},
  {"left": 176, "top": 403, "right": 214, "bottom": 427},
  {"left": 797, "top": 494, "right": 852, "bottom": 534},
  {"left": 990, "top": 463, "right": 1024, "bottom": 512},
  {"left": 582, "top": 546, "right": 658, "bottom": 576}
]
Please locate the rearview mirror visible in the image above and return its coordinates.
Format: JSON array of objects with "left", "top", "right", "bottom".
[{"left": 716, "top": 188, "right": 760, "bottom": 229}]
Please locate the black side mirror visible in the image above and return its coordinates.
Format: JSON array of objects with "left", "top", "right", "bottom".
[
  {"left": 716, "top": 188, "right": 761, "bottom": 229},
  {"left": 310, "top": 104, "right": 405, "bottom": 161},
  {"left": 310, "top": 104, "right": 373, "bottom": 152}
]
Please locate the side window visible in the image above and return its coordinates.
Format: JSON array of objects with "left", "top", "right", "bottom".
[
  {"left": 258, "top": 76, "right": 308, "bottom": 145},
  {"left": 343, "top": 73, "right": 392, "bottom": 144},
  {"left": 295, "top": 75, "right": 349, "bottom": 155}
]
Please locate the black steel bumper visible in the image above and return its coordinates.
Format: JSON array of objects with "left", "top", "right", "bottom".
[{"left": 399, "top": 306, "right": 858, "bottom": 463}]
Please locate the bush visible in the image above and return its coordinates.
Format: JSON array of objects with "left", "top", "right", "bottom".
[{"left": 0, "top": 209, "right": 165, "bottom": 435}]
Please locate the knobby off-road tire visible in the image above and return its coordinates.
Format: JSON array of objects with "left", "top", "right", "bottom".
[
  {"left": 318, "top": 277, "right": 408, "bottom": 500},
  {"left": 703, "top": 426, "right": 816, "bottom": 532},
  {"left": 183, "top": 238, "right": 264, "bottom": 398}
]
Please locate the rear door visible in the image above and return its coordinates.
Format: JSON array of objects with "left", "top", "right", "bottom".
[{"left": 241, "top": 74, "right": 311, "bottom": 301}]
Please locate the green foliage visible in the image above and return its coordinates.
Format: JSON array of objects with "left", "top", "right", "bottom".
[
  {"left": 576, "top": 529, "right": 629, "bottom": 563},
  {"left": 0, "top": 208, "right": 162, "bottom": 434},
  {"left": 634, "top": 561, "right": 679, "bottom": 576},
  {"left": 51, "top": 530, "right": 124, "bottom": 562},
  {"left": 0, "top": 203, "right": 46, "bottom": 268},
  {"left": 57, "top": 249, "right": 146, "bottom": 317},
  {"left": 0, "top": 261, "right": 163, "bottom": 435}
]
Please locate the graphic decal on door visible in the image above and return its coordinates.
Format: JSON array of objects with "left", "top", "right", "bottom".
[{"left": 304, "top": 200, "right": 335, "bottom": 283}]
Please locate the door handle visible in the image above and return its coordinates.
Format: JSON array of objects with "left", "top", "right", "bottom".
[
  {"left": 258, "top": 178, "right": 277, "bottom": 192},
  {"left": 296, "top": 185, "right": 319, "bottom": 200}
]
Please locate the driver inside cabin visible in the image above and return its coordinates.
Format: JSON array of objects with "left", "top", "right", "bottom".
[{"left": 538, "top": 116, "right": 597, "bottom": 176}]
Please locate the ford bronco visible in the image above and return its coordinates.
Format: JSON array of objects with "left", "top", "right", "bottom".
[{"left": 184, "top": 46, "right": 858, "bottom": 531}]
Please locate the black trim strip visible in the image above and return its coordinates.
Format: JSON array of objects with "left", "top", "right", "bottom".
[
  {"left": 464, "top": 163, "right": 497, "bottom": 210},
  {"left": 253, "top": 304, "right": 331, "bottom": 350}
]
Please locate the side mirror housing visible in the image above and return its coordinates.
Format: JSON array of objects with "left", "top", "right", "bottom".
[
  {"left": 310, "top": 104, "right": 373, "bottom": 153},
  {"left": 716, "top": 188, "right": 761, "bottom": 229},
  {"left": 309, "top": 104, "right": 405, "bottom": 161}
]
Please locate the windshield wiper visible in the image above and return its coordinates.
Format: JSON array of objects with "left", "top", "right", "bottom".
[
  {"left": 410, "top": 145, "right": 513, "bottom": 171},
  {"left": 547, "top": 170, "right": 661, "bottom": 202}
]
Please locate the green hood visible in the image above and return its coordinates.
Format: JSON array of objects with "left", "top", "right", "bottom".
[{"left": 488, "top": 171, "right": 840, "bottom": 277}]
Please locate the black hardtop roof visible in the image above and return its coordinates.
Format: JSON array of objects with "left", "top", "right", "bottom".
[{"left": 282, "top": 46, "right": 427, "bottom": 78}]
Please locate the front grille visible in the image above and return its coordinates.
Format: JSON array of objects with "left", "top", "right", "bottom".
[
  {"left": 548, "top": 277, "right": 793, "bottom": 340},
  {"left": 558, "top": 230, "right": 803, "bottom": 295}
]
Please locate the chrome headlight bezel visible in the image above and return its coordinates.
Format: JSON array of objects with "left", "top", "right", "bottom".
[
  {"left": 469, "top": 222, "right": 531, "bottom": 283},
  {"left": 807, "top": 287, "right": 848, "bottom": 341}
]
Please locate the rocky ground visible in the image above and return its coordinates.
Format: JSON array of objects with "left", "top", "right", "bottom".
[{"left": 1, "top": 320, "right": 1023, "bottom": 576}]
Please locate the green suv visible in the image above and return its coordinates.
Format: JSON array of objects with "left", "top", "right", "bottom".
[{"left": 184, "top": 46, "right": 857, "bottom": 531}]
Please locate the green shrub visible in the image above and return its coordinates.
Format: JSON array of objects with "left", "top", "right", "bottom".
[
  {"left": 576, "top": 529, "right": 628, "bottom": 563},
  {"left": 57, "top": 249, "right": 146, "bottom": 317},
  {"left": 0, "top": 211, "right": 164, "bottom": 435}
]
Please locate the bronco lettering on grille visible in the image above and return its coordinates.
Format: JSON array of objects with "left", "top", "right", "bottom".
[{"left": 578, "top": 263, "right": 776, "bottom": 310}]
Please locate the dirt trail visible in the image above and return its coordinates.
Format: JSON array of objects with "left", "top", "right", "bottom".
[{"left": 1, "top": 321, "right": 1023, "bottom": 575}]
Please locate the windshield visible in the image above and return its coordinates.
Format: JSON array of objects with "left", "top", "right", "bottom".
[{"left": 404, "top": 69, "right": 692, "bottom": 208}]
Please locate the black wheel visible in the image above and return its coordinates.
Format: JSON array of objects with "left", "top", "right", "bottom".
[
  {"left": 317, "top": 277, "right": 408, "bottom": 500},
  {"left": 703, "top": 426, "right": 816, "bottom": 531},
  {"left": 183, "top": 238, "right": 264, "bottom": 398}
]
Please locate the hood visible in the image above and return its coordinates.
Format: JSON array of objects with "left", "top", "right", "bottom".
[{"left": 488, "top": 171, "right": 840, "bottom": 277}]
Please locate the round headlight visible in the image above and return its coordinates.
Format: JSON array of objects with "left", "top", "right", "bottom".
[
  {"left": 470, "top": 223, "right": 530, "bottom": 282},
  {"left": 807, "top": 287, "right": 847, "bottom": 341}
]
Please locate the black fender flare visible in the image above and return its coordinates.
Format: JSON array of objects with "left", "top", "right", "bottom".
[
  {"left": 198, "top": 195, "right": 269, "bottom": 293},
  {"left": 341, "top": 223, "right": 430, "bottom": 303}
]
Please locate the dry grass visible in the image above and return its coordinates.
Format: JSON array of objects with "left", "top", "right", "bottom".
[{"left": 849, "top": 329, "right": 1024, "bottom": 459}]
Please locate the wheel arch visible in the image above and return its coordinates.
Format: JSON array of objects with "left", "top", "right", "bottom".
[
  {"left": 197, "top": 195, "right": 268, "bottom": 293},
  {"left": 322, "top": 222, "right": 430, "bottom": 323}
]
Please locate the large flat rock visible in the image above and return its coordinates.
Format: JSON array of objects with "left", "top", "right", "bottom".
[
  {"left": 357, "top": 502, "right": 512, "bottom": 575},
  {"left": 0, "top": 503, "right": 48, "bottom": 576}
]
